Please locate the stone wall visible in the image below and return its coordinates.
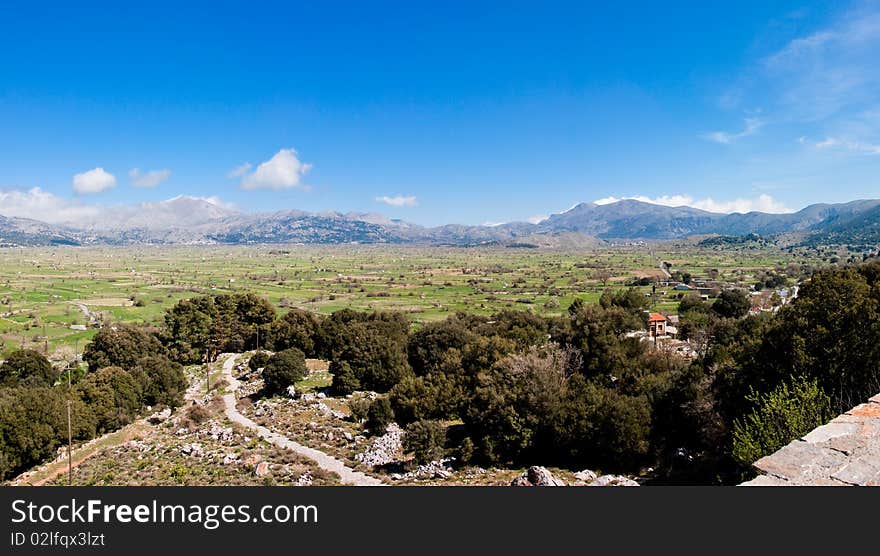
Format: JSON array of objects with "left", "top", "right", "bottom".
[{"left": 741, "top": 393, "right": 880, "bottom": 486}]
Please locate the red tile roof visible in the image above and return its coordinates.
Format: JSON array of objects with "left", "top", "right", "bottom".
[{"left": 647, "top": 312, "right": 666, "bottom": 322}]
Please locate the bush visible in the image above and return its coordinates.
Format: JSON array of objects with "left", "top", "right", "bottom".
[
  {"left": 348, "top": 394, "right": 372, "bottom": 423},
  {"left": 732, "top": 377, "right": 831, "bottom": 467},
  {"left": 329, "top": 360, "right": 360, "bottom": 396},
  {"left": 262, "top": 348, "right": 307, "bottom": 395},
  {"left": 365, "top": 397, "right": 394, "bottom": 435},
  {"left": 404, "top": 420, "right": 446, "bottom": 464},
  {"left": 181, "top": 403, "right": 212, "bottom": 429},
  {"left": 248, "top": 351, "right": 271, "bottom": 372}
]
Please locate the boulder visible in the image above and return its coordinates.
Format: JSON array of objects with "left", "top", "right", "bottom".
[
  {"left": 589, "top": 474, "right": 639, "bottom": 487},
  {"left": 285, "top": 385, "right": 297, "bottom": 398},
  {"left": 510, "top": 466, "right": 566, "bottom": 486},
  {"left": 147, "top": 407, "right": 172, "bottom": 424},
  {"left": 254, "top": 462, "right": 271, "bottom": 477},
  {"left": 574, "top": 469, "right": 598, "bottom": 483}
]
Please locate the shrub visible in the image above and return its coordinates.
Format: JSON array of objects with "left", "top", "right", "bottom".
[
  {"left": 181, "top": 403, "right": 212, "bottom": 429},
  {"left": 732, "top": 377, "right": 831, "bottom": 467},
  {"left": 262, "top": 348, "right": 307, "bottom": 395},
  {"left": 329, "top": 360, "right": 360, "bottom": 396},
  {"left": 457, "top": 437, "right": 475, "bottom": 464},
  {"left": 404, "top": 420, "right": 446, "bottom": 464},
  {"left": 365, "top": 397, "right": 394, "bottom": 435},
  {"left": 248, "top": 351, "right": 271, "bottom": 372},
  {"left": 348, "top": 394, "right": 372, "bottom": 423}
]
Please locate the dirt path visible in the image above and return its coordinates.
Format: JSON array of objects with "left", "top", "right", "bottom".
[
  {"left": 13, "top": 363, "right": 211, "bottom": 486},
  {"left": 219, "top": 353, "right": 383, "bottom": 486},
  {"left": 11, "top": 422, "right": 150, "bottom": 486}
]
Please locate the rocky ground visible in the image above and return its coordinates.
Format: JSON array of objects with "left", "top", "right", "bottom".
[
  {"left": 235, "top": 354, "right": 642, "bottom": 487},
  {"left": 45, "top": 400, "right": 339, "bottom": 486},
  {"left": 17, "top": 354, "right": 642, "bottom": 487},
  {"left": 25, "top": 364, "right": 340, "bottom": 486}
]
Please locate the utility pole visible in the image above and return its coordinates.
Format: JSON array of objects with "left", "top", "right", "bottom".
[
  {"left": 67, "top": 400, "right": 72, "bottom": 485},
  {"left": 205, "top": 350, "right": 211, "bottom": 394}
]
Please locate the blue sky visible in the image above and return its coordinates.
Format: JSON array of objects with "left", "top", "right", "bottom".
[{"left": 1, "top": 0, "right": 879, "bottom": 226}]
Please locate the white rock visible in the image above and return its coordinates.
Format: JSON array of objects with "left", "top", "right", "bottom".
[
  {"left": 589, "top": 474, "right": 639, "bottom": 487},
  {"left": 574, "top": 469, "right": 598, "bottom": 483}
]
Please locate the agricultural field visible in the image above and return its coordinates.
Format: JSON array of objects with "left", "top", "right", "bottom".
[{"left": 0, "top": 242, "right": 828, "bottom": 361}]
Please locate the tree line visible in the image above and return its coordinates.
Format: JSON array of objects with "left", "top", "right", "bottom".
[{"left": 3, "top": 260, "right": 879, "bottom": 483}]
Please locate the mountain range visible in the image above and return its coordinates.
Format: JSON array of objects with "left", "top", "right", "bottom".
[{"left": 1, "top": 196, "right": 879, "bottom": 247}]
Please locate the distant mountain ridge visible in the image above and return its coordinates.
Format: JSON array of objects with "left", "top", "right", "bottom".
[{"left": 1, "top": 195, "right": 879, "bottom": 247}]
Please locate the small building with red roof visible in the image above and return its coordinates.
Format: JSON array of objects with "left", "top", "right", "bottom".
[{"left": 646, "top": 312, "right": 667, "bottom": 337}]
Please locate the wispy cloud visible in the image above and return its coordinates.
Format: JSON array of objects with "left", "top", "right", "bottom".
[
  {"left": 375, "top": 195, "right": 418, "bottom": 207},
  {"left": 239, "top": 149, "right": 312, "bottom": 190},
  {"left": 761, "top": 6, "right": 880, "bottom": 122},
  {"left": 226, "top": 162, "right": 252, "bottom": 179},
  {"left": 703, "top": 117, "right": 764, "bottom": 144},
  {"left": 72, "top": 167, "right": 116, "bottom": 194},
  {"left": 804, "top": 136, "right": 880, "bottom": 155},
  {"left": 594, "top": 193, "right": 792, "bottom": 214},
  {"left": 129, "top": 168, "right": 171, "bottom": 188}
]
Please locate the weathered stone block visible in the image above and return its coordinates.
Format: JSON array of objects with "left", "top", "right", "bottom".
[
  {"left": 847, "top": 403, "right": 880, "bottom": 418},
  {"left": 754, "top": 440, "right": 848, "bottom": 482},
  {"left": 831, "top": 457, "right": 880, "bottom": 486},
  {"left": 802, "top": 422, "right": 860, "bottom": 444},
  {"left": 739, "top": 475, "right": 789, "bottom": 486}
]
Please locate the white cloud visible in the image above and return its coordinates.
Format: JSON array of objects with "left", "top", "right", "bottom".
[
  {"left": 594, "top": 194, "right": 792, "bottom": 214},
  {"left": 527, "top": 214, "right": 548, "bottom": 224},
  {"left": 227, "top": 162, "right": 252, "bottom": 179},
  {"left": 0, "top": 187, "right": 103, "bottom": 223},
  {"left": 129, "top": 168, "right": 171, "bottom": 188},
  {"left": 807, "top": 136, "right": 880, "bottom": 155},
  {"left": 375, "top": 195, "right": 418, "bottom": 207},
  {"left": 72, "top": 167, "right": 117, "bottom": 194},
  {"left": 760, "top": 8, "right": 880, "bottom": 121},
  {"left": 703, "top": 118, "right": 764, "bottom": 144},
  {"left": 240, "top": 149, "right": 312, "bottom": 190}
]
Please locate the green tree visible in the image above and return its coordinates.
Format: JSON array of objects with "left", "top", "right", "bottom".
[
  {"left": 262, "top": 348, "right": 307, "bottom": 395},
  {"left": 0, "top": 349, "right": 58, "bottom": 387},
  {"left": 711, "top": 290, "right": 750, "bottom": 319},
  {"left": 83, "top": 325, "right": 165, "bottom": 372},
  {"left": 75, "top": 367, "right": 143, "bottom": 433},
  {"left": 0, "top": 386, "right": 93, "bottom": 480},
  {"left": 248, "top": 351, "right": 271, "bottom": 372},
  {"left": 132, "top": 355, "right": 187, "bottom": 408},
  {"left": 365, "top": 397, "right": 394, "bottom": 435},
  {"left": 404, "top": 420, "right": 446, "bottom": 464},
  {"left": 268, "top": 308, "right": 320, "bottom": 355}
]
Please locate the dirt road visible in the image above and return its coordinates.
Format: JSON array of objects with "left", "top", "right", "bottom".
[{"left": 219, "top": 354, "right": 383, "bottom": 486}]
